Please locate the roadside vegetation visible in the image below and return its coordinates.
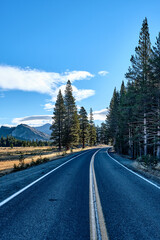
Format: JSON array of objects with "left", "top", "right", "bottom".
[
  {"left": 50, "top": 80, "right": 97, "bottom": 150},
  {"left": 0, "top": 144, "right": 106, "bottom": 176},
  {"left": 103, "top": 18, "right": 160, "bottom": 168},
  {"left": 0, "top": 136, "right": 51, "bottom": 147}
]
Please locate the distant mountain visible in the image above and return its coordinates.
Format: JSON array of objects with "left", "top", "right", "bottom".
[
  {"left": 34, "top": 123, "right": 52, "bottom": 136},
  {"left": 0, "top": 126, "right": 16, "bottom": 138},
  {"left": 0, "top": 124, "right": 50, "bottom": 141}
]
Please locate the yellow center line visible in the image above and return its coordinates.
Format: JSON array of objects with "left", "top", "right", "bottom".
[{"left": 89, "top": 148, "right": 109, "bottom": 240}]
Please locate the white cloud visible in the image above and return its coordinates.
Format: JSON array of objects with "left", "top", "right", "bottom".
[
  {"left": 0, "top": 124, "right": 15, "bottom": 127},
  {"left": 0, "top": 65, "right": 94, "bottom": 102},
  {"left": 72, "top": 86, "right": 95, "bottom": 101},
  {"left": 51, "top": 84, "right": 95, "bottom": 102},
  {"left": 98, "top": 71, "right": 109, "bottom": 76},
  {"left": 93, "top": 108, "right": 108, "bottom": 121},
  {"left": 11, "top": 108, "right": 108, "bottom": 128},
  {"left": 12, "top": 115, "right": 52, "bottom": 127},
  {"left": 44, "top": 103, "right": 55, "bottom": 111}
]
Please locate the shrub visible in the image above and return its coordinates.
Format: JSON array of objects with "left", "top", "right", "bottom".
[
  {"left": 13, "top": 157, "right": 50, "bottom": 173},
  {"left": 138, "top": 155, "right": 158, "bottom": 168}
]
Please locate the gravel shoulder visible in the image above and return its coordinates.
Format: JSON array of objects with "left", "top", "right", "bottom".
[
  {"left": 0, "top": 150, "right": 88, "bottom": 203},
  {"left": 108, "top": 149, "right": 160, "bottom": 186}
]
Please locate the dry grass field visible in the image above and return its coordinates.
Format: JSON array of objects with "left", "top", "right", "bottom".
[{"left": 0, "top": 146, "right": 99, "bottom": 176}]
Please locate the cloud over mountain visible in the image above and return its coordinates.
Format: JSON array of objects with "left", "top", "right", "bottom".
[{"left": 12, "top": 115, "right": 52, "bottom": 127}]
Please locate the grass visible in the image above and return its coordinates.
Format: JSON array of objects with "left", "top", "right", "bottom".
[
  {"left": 0, "top": 146, "right": 53, "bottom": 154},
  {"left": 0, "top": 145, "right": 99, "bottom": 175}
]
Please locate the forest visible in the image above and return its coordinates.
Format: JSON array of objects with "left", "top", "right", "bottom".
[{"left": 106, "top": 18, "right": 160, "bottom": 161}]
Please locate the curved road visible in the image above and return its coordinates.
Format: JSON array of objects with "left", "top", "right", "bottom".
[{"left": 0, "top": 148, "right": 160, "bottom": 239}]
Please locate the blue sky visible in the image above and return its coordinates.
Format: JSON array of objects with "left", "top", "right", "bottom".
[{"left": 0, "top": 0, "right": 160, "bottom": 126}]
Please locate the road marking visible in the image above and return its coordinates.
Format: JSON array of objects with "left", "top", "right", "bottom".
[
  {"left": 0, "top": 150, "right": 92, "bottom": 207},
  {"left": 89, "top": 149, "right": 109, "bottom": 240},
  {"left": 106, "top": 149, "right": 160, "bottom": 190}
]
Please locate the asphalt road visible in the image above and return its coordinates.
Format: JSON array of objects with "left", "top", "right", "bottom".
[
  {"left": 1, "top": 147, "right": 160, "bottom": 240},
  {"left": 94, "top": 148, "right": 160, "bottom": 240}
]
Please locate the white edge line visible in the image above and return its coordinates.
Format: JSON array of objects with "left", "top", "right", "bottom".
[
  {"left": 0, "top": 150, "right": 91, "bottom": 207},
  {"left": 106, "top": 148, "right": 160, "bottom": 190}
]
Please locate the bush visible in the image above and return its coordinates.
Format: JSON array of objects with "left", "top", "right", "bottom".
[
  {"left": 138, "top": 155, "right": 158, "bottom": 167},
  {"left": 13, "top": 157, "right": 50, "bottom": 173}
]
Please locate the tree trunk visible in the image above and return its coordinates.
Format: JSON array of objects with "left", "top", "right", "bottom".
[
  {"left": 128, "top": 126, "right": 133, "bottom": 158},
  {"left": 157, "top": 99, "right": 160, "bottom": 159},
  {"left": 144, "top": 113, "right": 147, "bottom": 156}
]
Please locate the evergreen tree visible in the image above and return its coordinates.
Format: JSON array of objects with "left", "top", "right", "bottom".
[
  {"left": 126, "top": 17, "right": 152, "bottom": 156},
  {"left": 100, "top": 123, "right": 107, "bottom": 144},
  {"left": 70, "top": 111, "right": 80, "bottom": 147},
  {"left": 50, "top": 90, "right": 65, "bottom": 151},
  {"left": 63, "top": 80, "right": 79, "bottom": 149},
  {"left": 106, "top": 88, "right": 119, "bottom": 150},
  {"left": 79, "top": 106, "right": 89, "bottom": 148},
  {"left": 96, "top": 125, "right": 101, "bottom": 145},
  {"left": 105, "top": 18, "right": 160, "bottom": 160},
  {"left": 117, "top": 81, "right": 129, "bottom": 154},
  {"left": 150, "top": 32, "right": 160, "bottom": 159},
  {"left": 89, "top": 108, "right": 96, "bottom": 146}
]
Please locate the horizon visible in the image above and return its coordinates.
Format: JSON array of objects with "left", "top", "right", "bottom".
[{"left": 0, "top": 0, "right": 160, "bottom": 126}]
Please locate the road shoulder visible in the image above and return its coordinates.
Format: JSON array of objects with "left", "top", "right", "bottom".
[{"left": 108, "top": 149, "right": 160, "bottom": 187}]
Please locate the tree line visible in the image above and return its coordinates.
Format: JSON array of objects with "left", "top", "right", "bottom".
[
  {"left": 106, "top": 18, "right": 160, "bottom": 160},
  {"left": 50, "top": 80, "right": 97, "bottom": 150},
  {"left": 0, "top": 136, "right": 51, "bottom": 147}
]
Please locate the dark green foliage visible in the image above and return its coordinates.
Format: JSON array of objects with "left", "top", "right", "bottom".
[
  {"left": 79, "top": 106, "right": 89, "bottom": 148},
  {"left": 106, "top": 88, "right": 120, "bottom": 149},
  {"left": 13, "top": 157, "right": 50, "bottom": 172},
  {"left": 50, "top": 90, "right": 66, "bottom": 151},
  {"left": 106, "top": 18, "right": 160, "bottom": 161},
  {"left": 63, "top": 80, "right": 80, "bottom": 150},
  {"left": 96, "top": 125, "right": 101, "bottom": 145},
  {"left": 70, "top": 110, "right": 80, "bottom": 147},
  {"left": 100, "top": 123, "right": 107, "bottom": 144},
  {"left": 89, "top": 108, "right": 96, "bottom": 146},
  {"left": 50, "top": 81, "right": 96, "bottom": 149},
  {"left": 0, "top": 135, "right": 51, "bottom": 147},
  {"left": 138, "top": 155, "right": 158, "bottom": 168}
]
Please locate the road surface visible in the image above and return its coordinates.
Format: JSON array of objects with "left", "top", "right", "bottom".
[{"left": 1, "top": 148, "right": 160, "bottom": 239}]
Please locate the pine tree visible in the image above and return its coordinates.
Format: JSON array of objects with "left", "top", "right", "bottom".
[
  {"left": 63, "top": 80, "right": 80, "bottom": 150},
  {"left": 96, "top": 125, "right": 101, "bottom": 145},
  {"left": 89, "top": 108, "right": 96, "bottom": 146},
  {"left": 100, "top": 123, "right": 107, "bottom": 144},
  {"left": 106, "top": 88, "right": 119, "bottom": 150},
  {"left": 50, "top": 90, "right": 65, "bottom": 151},
  {"left": 70, "top": 110, "right": 80, "bottom": 147},
  {"left": 126, "top": 17, "right": 152, "bottom": 156},
  {"left": 150, "top": 33, "right": 160, "bottom": 159},
  {"left": 79, "top": 106, "right": 89, "bottom": 148}
]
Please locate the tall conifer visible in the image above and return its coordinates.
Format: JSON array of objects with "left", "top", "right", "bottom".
[
  {"left": 126, "top": 17, "right": 152, "bottom": 156},
  {"left": 63, "top": 80, "right": 80, "bottom": 149},
  {"left": 79, "top": 106, "right": 89, "bottom": 148},
  {"left": 50, "top": 90, "right": 65, "bottom": 151},
  {"left": 89, "top": 108, "right": 96, "bottom": 146}
]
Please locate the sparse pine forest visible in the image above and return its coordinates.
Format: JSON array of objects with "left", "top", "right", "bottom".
[{"left": 50, "top": 80, "right": 97, "bottom": 150}]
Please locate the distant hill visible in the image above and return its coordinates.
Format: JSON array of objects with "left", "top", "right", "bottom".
[
  {"left": 0, "top": 124, "right": 50, "bottom": 141},
  {"left": 0, "top": 126, "right": 16, "bottom": 138},
  {"left": 34, "top": 123, "right": 52, "bottom": 136}
]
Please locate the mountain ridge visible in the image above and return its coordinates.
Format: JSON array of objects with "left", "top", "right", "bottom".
[{"left": 0, "top": 124, "right": 51, "bottom": 141}]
